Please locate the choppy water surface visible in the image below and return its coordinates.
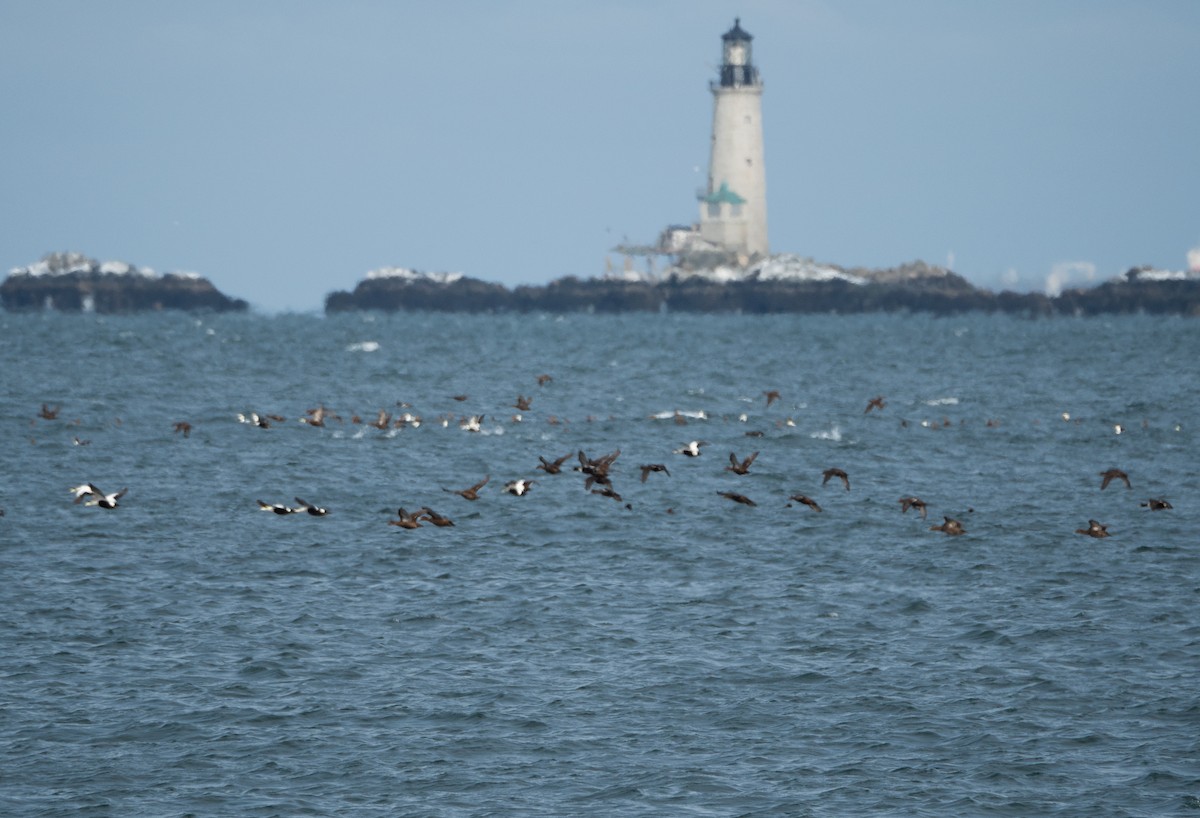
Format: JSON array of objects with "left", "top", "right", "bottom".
[{"left": 1, "top": 311, "right": 1197, "bottom": 816}]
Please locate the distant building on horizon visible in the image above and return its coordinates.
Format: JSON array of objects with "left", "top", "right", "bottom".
[
  {"left": 697, "top": 18, "right": 769, "bottom": 261},
  {"left": 610, "top": 19, "right": 771, "bottom": 274}
]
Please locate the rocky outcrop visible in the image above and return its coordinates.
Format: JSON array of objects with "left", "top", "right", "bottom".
[
  {"left": 2, "top": 252, "right": 248, "bottom": 313},
  {"left": 324, "top": 271, "right": 510, "bottom": 313},
  {"left": 324, "top": 260, "right": 1200, "bottom": 317},
  {"left": 1052, "top": 268, "right": 1200, "bottom": 316}
]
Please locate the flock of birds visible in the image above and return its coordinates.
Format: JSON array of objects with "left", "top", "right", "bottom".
[{"left": 28, "top": 379, "right": 1176, "bottom": 539}]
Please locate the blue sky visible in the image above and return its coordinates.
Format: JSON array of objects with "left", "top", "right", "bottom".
[{"left": 2, "top": 1, "right": 1197, "bottom": 312}]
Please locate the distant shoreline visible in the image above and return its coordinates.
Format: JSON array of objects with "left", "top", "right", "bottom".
[
  {"left": 323, "top": 268, "right": 1200, "bottom": 318},
  {"left": 4, "top": 252, "right": 1198, "bottom": 316}
]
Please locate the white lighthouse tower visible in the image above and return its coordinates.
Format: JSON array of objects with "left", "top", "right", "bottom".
[{"left": 699, "top": 18, "right": 768, "bottom": 260}]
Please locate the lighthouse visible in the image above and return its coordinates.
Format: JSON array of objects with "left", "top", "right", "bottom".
[{"left": 699, "top": 18, "right": 768, "bottom": 260}]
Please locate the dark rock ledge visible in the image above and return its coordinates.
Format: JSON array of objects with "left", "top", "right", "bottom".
[
  {"left": 2, "top": 252, "right": 247, "bottom": 313},
  {"left": 324, "top": 261, "right": 1200, "bottom": 317}
]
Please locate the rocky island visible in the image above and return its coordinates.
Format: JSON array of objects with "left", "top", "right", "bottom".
[
  {"left": 1, "top": 252, "right": 248, "bottom": 313},
  {"left": 325, "top": 255, "right": 1200, "bottom": 317}
]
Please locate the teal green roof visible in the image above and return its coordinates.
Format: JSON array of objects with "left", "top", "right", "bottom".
[{"left": 702, "top": 181, "right": 746, "bottom": 205}]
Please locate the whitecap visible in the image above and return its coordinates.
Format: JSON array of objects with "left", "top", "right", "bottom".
[
  {"left": 347, "top": 341, "right": 380, "bottom": 352},
  {"left": 811, "top": 424, "right": 842, "bottom": 441},
  {"left": 648, "top": 409, "right": 707, "bottom": 420},
  {"left": 924, "top": 397, "right": 959, "bottom": 406}
]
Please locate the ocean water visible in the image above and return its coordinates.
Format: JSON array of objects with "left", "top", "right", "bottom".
[{"left": 1, "top": 310, "right": 1197, "bottom": 817}]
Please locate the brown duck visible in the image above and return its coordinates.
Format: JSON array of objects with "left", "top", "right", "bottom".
[
  {"left": 421, "top": 508, "right": 455, "bottom": 527},
  {"left": 1075, "top": 519, "right": 1110, "bottom": 538},
  {"left": 899, "top": 496, "right": 928, "bottom": 519},
  {"left": 930, "top": 516, "right": 965, "bottom": 535},
  {"left": 639, "top": 463, "right": 670, "bottom": 482},
  {"left": 1099, "top": 469, "right": 1130, "bottom": 490},
  {"left": 822, "top": 468, "right": 850, "bottom": 491},
  {"left": 726, "top": 451, "right": 758, "bottom": 476},
  {"left": 443, "top": 475, "right": 490, "bottom": 501},
  {"left": 536, "top": 453, "right": 573, "bottom": 475},
  {"left": 388, "top": 508, "right": 426, "bottom": 529}
]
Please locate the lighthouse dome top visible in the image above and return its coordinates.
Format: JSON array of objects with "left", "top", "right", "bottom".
[{"left": 721, "top": 18, "right": 753, "bottom": 43}]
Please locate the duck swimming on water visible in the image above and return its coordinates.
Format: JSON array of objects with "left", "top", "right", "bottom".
[
  {"left": 1075, "top": 519, "right": 1110, "bottom": 538},
  {"left": 930, "top": 516, "right": 964, "bottom": 535}
]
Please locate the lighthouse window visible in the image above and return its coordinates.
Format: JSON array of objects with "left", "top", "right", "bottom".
[
  {"left": 744, "top": 115, "right": 752, "bottom": 124},
  {"left": 707, "top": 202, "right": 721, "bottom": 218},
  {"left": 731, "top": 204, "right": 743, "bottom": 217},
  {"left": 746, "top": 158, "right": 753, "bottom": 166}
]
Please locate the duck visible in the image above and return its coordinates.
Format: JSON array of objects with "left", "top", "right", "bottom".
[
  {"left": 396, "top": 412, "right": 422, "bottom": 428},
  {"left": 505, "top": 479, "right": 536, "bottom": 496},
  {"left": 898, "top": 496, "right": 928, "bottom": 519},
  {"left": 443, "top": 475, "right": 490, "bottom": 501},
  {"left": 822, "top": 468, "right": 850, "bottom": 491},
  {"left": 591, "top": 487, "right": 623, "bottom": 502},
  {"left": 726, "top": 451, "right": 759, "bottom": 476},
  {"left": 1099, "top": 468, "right": 1131, "bottom": 490},
  {"left": 864, "top": 395, "right": 886, "bottom": 414},
  {"left": 788, "top": 494, "right": 822, "bottom": 512},
  {"left": 639, "top": 463, "right": 670, "bottom": 482},
  {"left": 575, "top": 449, "right": 620, "bottom": 489},
  {"left": 1075, "top": 519, "right": 1110, "bottom": 538},
  {"left": 39, "top": 403, "right": 61, "bottom": 420},
  {"left": 172, "top": 421, "right": 192, "bottom": 438},
  {"left": 388, "top": 508, "right": 425, "bottom": 529},
  {"left": 237, "top": 412, "right": 271, "bottom": 429},
  {"left": 292, "top": 497, "right": 329, "bottom": 516},
  {"left": 513, "top": 395, "right": 532, "bottom": 412},
  {"left": 536, "top": 374, "right": 553, "bottom": 386},
  {"left": 70, "top": 483, "right": 97, "bottom": 504},
  {"left": 674, "top": 440, "right": 707, "bottom": 457},
  {"left": 257, "top": 499, "right": 296, "bottom": 515},
  {"left": 300, "top": 405, "right": 334, "bottom": 427},
  {"left": 536, "top": 453, "right": 573, "bottom": 475},
  {"left": 85, "top": 486, "right": 127, "bottom": 509},
  {"left": 764, "top": 389, "right": 781, "bottom": 407},
  {"left": 420, "top": 508, "right": 455, "bottom": 527},
  {"left": 930, "top": 516, "right": 965, "bottom": 535},
  {"left": 718, "top": 491, "right": 757, "bottom": 507},
  {"left": 1141, "top": 498, "right": 1172, "bottom": 511}
]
